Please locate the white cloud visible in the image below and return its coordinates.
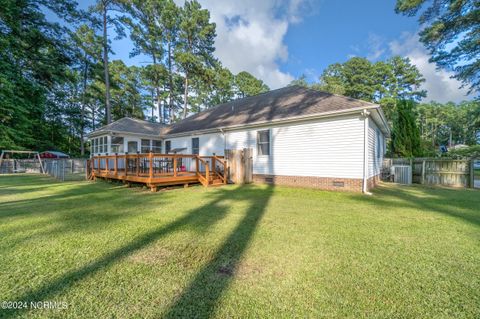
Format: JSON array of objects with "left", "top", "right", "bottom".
[
  {"left": 389, "top": 32, "right": 471, "bottom": 103},
  {"left": 348, "top": 34, "right": 386, "bottom": 61},
  {"left": 188, "top": 0, "right": 315, "bottom": 89},
  {"left": 365, "top": 33, "right": 386, "bottom": 61}
]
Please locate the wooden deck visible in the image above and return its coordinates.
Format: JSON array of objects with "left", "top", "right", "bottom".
[{"left": 88, "top": 153, "right": 227, "bottom": 191}]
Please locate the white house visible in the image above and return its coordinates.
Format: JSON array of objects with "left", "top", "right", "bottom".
[{"left": 88, "top": 86, "right": 390, "bottom": 192}]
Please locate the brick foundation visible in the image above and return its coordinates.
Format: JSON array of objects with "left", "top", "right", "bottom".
[
  {"left": 253, "top": 174, "right": 363, "bottom": 192},
  {"left": 367, "top": 174, "right": 381, "bottom": 190}
]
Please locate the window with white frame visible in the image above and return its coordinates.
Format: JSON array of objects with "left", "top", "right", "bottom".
[
  {"left": 111, "top": 136, "right": 124, "bottom": 153},
  {"left": 141, "top": 139, "right": 151, "bottom": 153},
  {"left": 152, "top": 140, "right": 162, "bottom": 153},
  {"left": 128, "top": 141, "right": 138, "bottom": 153},
  {"left": 165, "top": 140, "right": 171, "bottom": 153},
  {"left": 100, "top": 136, "right": 107, "bottom": 153},
  {"left": 257, "top": 130, "right": 270, "bottom": 156},
  {"left": 376, "top": 129, "right": 382, "bottom": 159},
  {"left": 191, "top": 137, "right": 199, "bottom": 155}
]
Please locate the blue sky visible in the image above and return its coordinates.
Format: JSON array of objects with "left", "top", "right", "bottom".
[
  {"left": 282, "top": 0, "right": 418, "bottom": 79},
  {"left": 75, "top": 0, "right": 471, "bottom": 103}
]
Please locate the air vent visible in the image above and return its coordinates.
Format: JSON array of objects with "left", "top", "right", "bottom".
[
  {"left": 332, "top": 181, "right": 344, "bottom": 187},
  {"left": 264, "top": 177, "right": 274, "bottom": 184}
]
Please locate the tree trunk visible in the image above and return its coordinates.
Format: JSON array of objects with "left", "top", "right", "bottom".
[
  {"left": 183, "top": 73, "right": 188, "bottom": 119},
  {"left": 151, "top": 90, "right": 155, "bottom": 120},
  {"left": 92, "top": 103, "right": 96, "bottom": 131},
  {"left": 152, "top": 54, "right": 163, "bottom": 124},
  {"left": 102, "top": 2, "right": 112, "bottom": 124},
  {"left": 168, "top": 41, "right": 174, "bottom": 123},
  {"left": 80, "top": 58, "right": 88, "bottom": 156}
]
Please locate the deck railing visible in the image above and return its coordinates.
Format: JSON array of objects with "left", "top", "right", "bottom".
[{"left": 89, "top": 153, "right": 227, "bottom": 188}]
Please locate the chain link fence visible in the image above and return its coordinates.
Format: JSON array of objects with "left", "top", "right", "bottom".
[
  {"left": 0, "top": 158, "right": 87, "bottom": 181},
  {"left": 43, "top": 159, "right": 87, "bottom": 181}
]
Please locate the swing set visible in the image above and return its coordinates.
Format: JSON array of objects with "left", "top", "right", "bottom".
[{"left": 0, "top": 150, "right": 45, "bottom": 174}]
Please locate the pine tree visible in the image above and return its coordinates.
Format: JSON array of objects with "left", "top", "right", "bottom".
[
  {"left": 175, "top": 0, "right": 216, "bottom": 118},
  {"left": 391, "top": 100, "right": 422, "bottom": 157}
]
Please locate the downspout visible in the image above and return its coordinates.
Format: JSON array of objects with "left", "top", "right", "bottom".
[
  {"left": 362, "top": 109, "right": 371, "bottom": 194},
  {"left": 219, "top": 128, "right": 226, "bottom": 153}
]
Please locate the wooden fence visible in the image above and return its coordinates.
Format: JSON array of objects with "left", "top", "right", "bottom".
[{"left": 383, "top": 158, "right": 476, "bottom": 188}]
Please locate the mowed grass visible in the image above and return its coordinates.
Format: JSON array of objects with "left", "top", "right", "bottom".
[{"left": 0, "top": 175, "right": 479, "bottom": 318}]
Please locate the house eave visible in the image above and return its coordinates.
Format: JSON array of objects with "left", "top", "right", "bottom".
[
  {"left": 87, "top": 130, "right": 161, "bottom": 139},
  {"left": 162, "top": 105, "right": 382, "bottom": 138}
]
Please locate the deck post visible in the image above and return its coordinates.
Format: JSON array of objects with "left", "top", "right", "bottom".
[
  {"left": 212, "top": 157, "right": 216, "bottom": 179},
  {"left": 136, "top": 153, "right": 140, "bottom": 176},
  {"left": 149, "top": 152, "right": 153, "bottom": 182},
  {"left": 105, "top": 155, "right": 109, "bottom": 174},
  {"left": 125, "top": 154, "right": 128, "bottom": 177},
  {"left": 173, "top": 155, "right": 177, "bottom": 177},
  {"left": 205, "top": 162, "right": 210, "bottom": 186},
  {"left": 114, "top": 153, "right": 118, "bottom": 176},
  {"left": 195, "top": 156, "right": 199, "bottom": 175}
]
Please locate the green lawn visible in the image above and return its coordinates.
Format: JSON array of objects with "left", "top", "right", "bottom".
[{"left": 1, "top": 175, "right": 479, "bottom": 318}]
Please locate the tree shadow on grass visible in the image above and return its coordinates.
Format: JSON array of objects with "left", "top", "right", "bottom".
[
  {"left": 161, "top": 185, "right": 273, "bottom": 318},
  {"left": 357, "top": 184, "right": 480, "bottom": 228},
  {"left": 0, "top": 184, "right": 163, "bottom": 249},
  {"left": 2, "top": 184, "right": 273, "bottom": 319}
]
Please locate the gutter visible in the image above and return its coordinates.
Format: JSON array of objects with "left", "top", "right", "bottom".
[
  {"left": 87, "top": 130, "right": 161, "bottom": 139},
  {"left": 163, "top": 105, "right": 381, "bottom": 139}
]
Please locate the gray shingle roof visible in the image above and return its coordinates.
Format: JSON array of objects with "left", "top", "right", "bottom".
[
  {"left": 163, "top": 86, "right": 378, "bottom": 135},
  {"left": 90, "top": 117, "right": 166, "bottom": 137},
  {"left": 88, "top": 86, "right": 382, "bottom": 138}
]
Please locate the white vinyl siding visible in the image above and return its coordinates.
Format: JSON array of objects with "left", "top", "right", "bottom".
[
  {"left": 225, "top": 114, "right": 365, "bottom": 179},
  {"left": 168, "top": 133, "right": 224, "bottom": 156},
  {"left": 368, "top": 119, "right": 385, "bottom": 178}
]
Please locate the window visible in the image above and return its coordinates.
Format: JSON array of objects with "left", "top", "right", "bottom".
[
  {"left": 165, "top": 140, "right": 171, "bottom": 153},
  {"left": 93, "top": 138, "right": 98, "bottom": 154},
  {"left": 141, "top": 139, "right": 151, "bottom": 153},
  {"left": 376, "top": 129, "right": 382, "bottom": 159},
  {"left": 152, "top": 140, "right": 162, "bottom": 153},
  {"left": 192, "top": 137, "right": 199, "bottom": 155},
  {"left": 257, "top": 130, "right": 270, "bottom": 156},
  {"left": 127, "top": 141, "right": 138, "bottom": 153},
  {"left": 97, "top": 136, "right": 107, "bottom": 153},
  {"left": 111, "top": 136, "right": 124, "bottom": 153}
]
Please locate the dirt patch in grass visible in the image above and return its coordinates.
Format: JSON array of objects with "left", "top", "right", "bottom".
[{"left": 129, "top": 247, "right": 173, "bottom": 265}]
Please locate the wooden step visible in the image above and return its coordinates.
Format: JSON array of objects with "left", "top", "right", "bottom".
[{"left": 210, "top": 179, "right": 224, "bottom": 186}]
